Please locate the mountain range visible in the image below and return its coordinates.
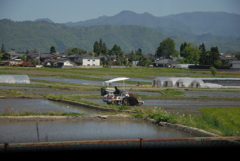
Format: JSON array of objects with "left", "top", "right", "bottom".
[
  {"left": 64, "top": 10, "right": 240, "bottom": 36},
  {"left": 0, "top": 10, "right": 240, "bottom": 53}
]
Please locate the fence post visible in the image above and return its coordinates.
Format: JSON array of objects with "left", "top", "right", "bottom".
[
  {"left": 4, "top": 143, "right": 9, "bottom": 152},
  {"left": 139, "top": 138, "right": 143, "bottom": 149}
]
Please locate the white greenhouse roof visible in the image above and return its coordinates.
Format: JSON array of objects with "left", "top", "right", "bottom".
[
  {"left": 152, "top": 77, "right": 240, "bottom": 88},
  {"left": 0, "top": 75, "right": 30, "bottom": 84}
]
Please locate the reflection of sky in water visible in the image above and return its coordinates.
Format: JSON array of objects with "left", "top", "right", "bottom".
[
  {"left": 178, "top": 90, "right": 240, "bottom": 98},
  {"left": 30, "top": 77, "right": 127, "bottom": 85},
  {"left": 22, "top": 90, "right": 161, "bottom": 95},
  {"left": 0, "top": 120, "right": 193, "bottom": 143},
  {"left": 0, "top": 86, "right": 42, "bottom": 89},
  {"left": 0, "top": 99, "right": 102, "bottom": 115}
]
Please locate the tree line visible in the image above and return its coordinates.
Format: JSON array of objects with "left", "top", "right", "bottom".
[
  {"left": 1, "top": 37, "right": 240, "bottom": 68},
  {"left": 91, "top": 39, "right": 152, "bottom": 66},
  {"left": 154, "top": 37, "right": 237, "bottom": 69}
]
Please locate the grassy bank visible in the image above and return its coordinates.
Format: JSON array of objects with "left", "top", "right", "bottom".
[
  {"left": 132, "top": 107, "right": 240, "bottom": 136},
  {"left": 1, "top": 66, "right": 240, "bottom": 79},
  {"left": 0, "top": 108, "right": 85, "bottom": 116}
]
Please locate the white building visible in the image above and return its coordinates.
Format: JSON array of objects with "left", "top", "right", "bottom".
[
  {"left": 68, "top": 54, "right": 100, "bottom": 66},
  {"left": 81, "top": 56, "right": 100, "bottom": 66},
  {"left": 231, "top": 61, "right": 240, "bottom": 69}
]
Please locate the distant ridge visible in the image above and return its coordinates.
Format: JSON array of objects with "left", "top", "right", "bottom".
[
  {"left": 64, "top": 10, "right": 240, "bottom": 36},
  {"left": 34, "top": 18, "right": 54, "bottom": 23},
  {"left": 1, "top": 11, "right": 240, "bottom": 53}
]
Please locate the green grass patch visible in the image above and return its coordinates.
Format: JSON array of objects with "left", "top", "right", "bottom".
[
  {"left": 161, "top": 88, "right": 185, "bottom": 96},
  {"left": 147, "top": 108, "right": 178, "bottom": 123},
  {"left": 199, "top": 107, "right": 240, "bottom": 136},
  {"left": 0, "top": 109, "right": 85, "bottom": 116}
]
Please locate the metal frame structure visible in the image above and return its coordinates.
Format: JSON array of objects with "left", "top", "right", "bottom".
[{"left": 1, "top": 136, "right": 240, "bottom": 152}]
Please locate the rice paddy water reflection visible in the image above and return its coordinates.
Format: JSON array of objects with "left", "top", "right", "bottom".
[{"left": 0, "top": 120, "right": 194, "bottom": 144}]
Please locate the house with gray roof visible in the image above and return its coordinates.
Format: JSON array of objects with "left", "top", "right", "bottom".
[{"left": 153, "top": 59, "right": 180, "bottom": 68}]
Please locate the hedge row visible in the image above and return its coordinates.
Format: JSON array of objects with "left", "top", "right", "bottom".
[{"left": 188, "top": 65, "right": 230, "bottom": 69}]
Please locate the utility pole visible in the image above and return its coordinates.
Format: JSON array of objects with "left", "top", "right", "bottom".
[
  {"left": 81, "top": 28, "right": 83, "bottom": 50},
  {"left": 134, "top": 45, "right": 136, "bottom": 66},
  {"left": 38, "top": 48, "right": 40, "bottom": 65}
]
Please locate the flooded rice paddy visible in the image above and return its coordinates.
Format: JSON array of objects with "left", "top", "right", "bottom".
[
  {"left": 86, "top": 98, "right": 240, "bottom": 115},
  {"left": 178, "top": 89, "right": 240, "bottom": 98},
  {"left": 21, "top": 90, "right": 161, "bottom": 95},
  {"left": 0, "top": 97, "right": 195, "bottom": 144},
  {"left": 0, "top": 98, "right": 102, "bottom": 115},
  {"left": 1, "top": 96, "right": 239, "bottom": 116},
  {"left": 30, "top": 76, "right": 125, "bottom": 85},
  {"left": 0, "top": 119, "right": 194, "bottom": 144},
  {"left": 1, "top": 75, "right": 240, "bottom": 144}
]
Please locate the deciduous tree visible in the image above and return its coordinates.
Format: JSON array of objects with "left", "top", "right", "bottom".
[
  {"left": 182, "top": 44, "right": 200, "bottom": 65},
  {"left": 156, "top": 37, "right": 177, "bottom": 59},
  {"left": 50, "top": 46, "right": 56, "bottom": 53}
]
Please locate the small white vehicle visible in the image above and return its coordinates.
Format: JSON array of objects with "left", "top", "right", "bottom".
[{"left": 101, "top": 77, "right": 144, "bottom": 106}]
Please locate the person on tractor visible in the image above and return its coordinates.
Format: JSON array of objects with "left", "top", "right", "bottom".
[{"left": 114, "top": 86, "right": 120, "bottom": 96}]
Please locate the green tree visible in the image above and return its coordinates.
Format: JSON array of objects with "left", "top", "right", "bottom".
[
  {"left": 235, "top": 52, "right": 240, "bottom": 60},
  {"left": 0, "top": 53, "right": 2, "bottom": 61},
  {"left": 19, "top": 55, "right": 26, "bottom": 60},
  {"left": 210, "top": 66, "right": 217, "bottom": 76},
  {"left": 100, "top": 57, "right": 106, "bottom": 65},
  {"left": 208, "top": 46, "right": 220, "bottom": 65},
  {"left": 180, "top": 42, "right": 188, "bottom": 57},
  {"left": 101, "top": 42, "right": 108, "bottom": 55},
  {"left": 199, "top": 43, "right": 207, "bottom": 65},
  {"left": 182, "top": 44, "right": 200, "bottom": 65},
  {"left": 50, "top": 46, "right": 56, "bottom": 53},
  {"left": 156, "top": 37, "right": 177, "bottom": 59},
  {"left": 67, "top": 47, "right": 86, "bottom": 55},
  {"left": 1, "top": 44, "right": 6, "bottom": 53},
  {"left": 28, "top": 58, "right": 38, "bottom": 66},
  {"left": 110, "top": 44, "right": 122, "bottom": 56},
  {"left": 2, "top": 53, "right": 10, "bottom": 60},
  {"left": 93, "top": 39, "right": 109, "bottom": 56}
]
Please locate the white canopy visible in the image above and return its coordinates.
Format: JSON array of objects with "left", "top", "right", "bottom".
[{"left": 104, "top": 77, "right": 129, "bottom": 83}]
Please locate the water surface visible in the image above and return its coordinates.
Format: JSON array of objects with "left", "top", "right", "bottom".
[
  {"left": 179, "top": 90, "right": 240, "bottom": 98},
  {"left": 0, "top": 99, "right": 103, "bottom": 115},
  {"left": 87, "top": 98, "right": 240, "bottom": 115},
  {"left": 0, "top": 120, "right": 194, "bottom": 144}
]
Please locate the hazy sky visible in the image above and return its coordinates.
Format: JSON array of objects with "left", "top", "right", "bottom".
[{"left": 0, "top": 0, "right": 240, "bottom": 23}]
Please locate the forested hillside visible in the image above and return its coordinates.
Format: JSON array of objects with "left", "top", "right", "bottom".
[
  {"left": 65, "top": 11, "right": 240, "bottom": 37},
  {"left": 0, "top": 18, "right": 240, "bottom": 53},
  {"left": 0, "top": 19, "right": 169, "bottom": 53}
]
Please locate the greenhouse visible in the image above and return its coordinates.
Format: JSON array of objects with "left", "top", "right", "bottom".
[
  {"left": 162, "top": 78, "right": 181, "bottom": 87},
  {"left": 153, "top": 76, "right": 240, "bottom": 88},
  {"left": 152, "top": 77, "right": 168, "bottom": 87},
  {"left": 175, "top": 78, "right": 195, "bottom": 87},
  {"left": 0, "top": 75, "right": 30, "bottom": 84},
  {"left": 190, "top": 79, "right": 205, "bottom": 88}
]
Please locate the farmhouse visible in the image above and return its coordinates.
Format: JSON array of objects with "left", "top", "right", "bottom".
[
  {"left": 68, "top": 54, "right": 100, "bottom": 66},
  {"left": 9, "top": 49, "right": 22, "bottom": 59}
]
